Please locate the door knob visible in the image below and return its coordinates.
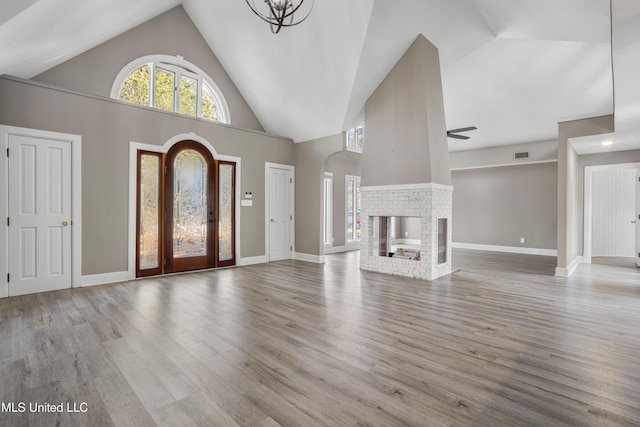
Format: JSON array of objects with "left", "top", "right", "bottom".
[
  {"left": 62, "top": 221, "right": 69, "bottom": 226},
  {"left": 632, "top": 221, "right": 637, "bottom": 224},
  {"left": 270, "top": 219, "right": 275, "bottom": 222}
]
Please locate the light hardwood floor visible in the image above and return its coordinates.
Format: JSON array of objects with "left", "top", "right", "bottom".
[{"left": 1, "top": 249, "right": 639, "bottom": 426}]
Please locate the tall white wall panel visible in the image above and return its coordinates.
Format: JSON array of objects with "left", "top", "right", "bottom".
[{"left": 592, "top": 168, "right": 636, "bottom": 257}]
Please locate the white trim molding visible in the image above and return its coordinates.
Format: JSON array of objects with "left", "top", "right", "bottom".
[
  {"left": 295, "top": 253, "right": 325, "bottom": 264},
  {"left": 324, "top": 245, "right": 360, "bottom": 254},
  {"left": 239, "top": 256, "right": 268, "bottom": 266},
  {"left": 128, "top": 133, "right": 242, "bottom": 280},
  {"left": 0, "top": 125, "right": 82, "bottom": 298},
  {"left": 453, "top": 242, "right": 558, "bottom": 257},
  {"left": 450, "top": 159, "right": 558, "bottom": 172},
  {"left": 81, "top": 272, "right": 129, "bottom": 288},
  {"left": 555, "top": 256, "right": 584, "bottom": 278}
]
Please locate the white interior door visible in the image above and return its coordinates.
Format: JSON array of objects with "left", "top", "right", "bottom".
[
  {"left": 636, "top": 169, "right": 640, "bottom": 267},
  {"left": 268, "top": 166, "right": 293, "bottom": 261},
  {"left": 591, "top": 168, "right": 636, "bottom": 257},
  {"left": 8, "top": 134, "right": 72, "bottom": 296}
]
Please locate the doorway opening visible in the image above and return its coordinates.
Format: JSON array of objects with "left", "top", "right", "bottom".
[
  {"left": 584, "top": 162, "right": 640, "bottom": 267},
  {"left": 135, "top": 139, "right": 236, "bottom": 278}
]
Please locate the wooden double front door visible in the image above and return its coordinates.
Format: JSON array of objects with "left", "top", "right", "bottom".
[{"left": 136, "top": 141, "right": 235, "bottom": 277}]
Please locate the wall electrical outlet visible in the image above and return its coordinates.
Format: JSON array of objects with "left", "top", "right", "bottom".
[{"left": 520, "top": 237, "right": 525, "bottom": 244}]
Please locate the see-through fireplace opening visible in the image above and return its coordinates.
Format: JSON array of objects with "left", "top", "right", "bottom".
[{"left": 438, "top": 218, "right": 447, "bottom": 265}]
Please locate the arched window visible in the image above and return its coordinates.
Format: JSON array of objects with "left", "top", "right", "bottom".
[{"left": 111, "top": 55, "right": 230, "bottom": 124}]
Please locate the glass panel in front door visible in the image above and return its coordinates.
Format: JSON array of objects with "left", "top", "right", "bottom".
[
  {"left": 139, "top": 154, "right": 161, "bottom": 270},
  {"left": 218, "top": 163, "right": 234, "bottom": 262},
  {"left": 173, "top": 149, "right": 208, "bottom": 258}
]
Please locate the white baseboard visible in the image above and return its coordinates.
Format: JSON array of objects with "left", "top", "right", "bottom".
[
  {"left": 324, "top": 245, "right": 360, "bottom": 254},
  {"left": 452, "top": 242, "right": 558, "bottom": 257},
  {"left": 239, "top": 255, "right": 268, "bottom": 266},
  {"left": 79, "top": 271, "right": 129, "bottom": 288},
  {"left": 295, "top": 252, "right": 325, "bottom": 264},
  {"left": 555, "top": 256, "right": 583, "bottom": 278}
]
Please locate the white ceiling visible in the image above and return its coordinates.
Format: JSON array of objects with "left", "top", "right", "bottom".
[{"left": 0, "top": 0, "right": 633, "bottom": 152}]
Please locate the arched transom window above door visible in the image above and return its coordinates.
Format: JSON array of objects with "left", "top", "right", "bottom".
[{"left": 111, "top": 55, "right": 231, "bottom": 124}]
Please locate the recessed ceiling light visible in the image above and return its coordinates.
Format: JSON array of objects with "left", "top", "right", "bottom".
[{"left": 601, "top": 140, "right": 614, "bottom": 146}]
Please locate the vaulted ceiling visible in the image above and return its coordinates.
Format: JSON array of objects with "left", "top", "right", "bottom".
[{"left": 0, "top": 0, "right": 631, "bottom": 152}]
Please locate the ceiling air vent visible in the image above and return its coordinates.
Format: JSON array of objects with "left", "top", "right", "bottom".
[{"left": 513, "top": 151, "right": 529, "bottom": 160}]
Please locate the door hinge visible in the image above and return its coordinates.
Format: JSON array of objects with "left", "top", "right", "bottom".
[
  {"left": 7, "top": 273, "right": 9, "bottom": 283},
  {"left": 164, "top": 258, "right": 167, "bottom": 266},
  {"left": 6, "top": 217, "right": 9, "bottom": 226},
  {"left": 290, "top": 246, "right": 293, "bottom": 251},
  {"left": 6, "top": 148, "right": 8, "bottom": 157},
  {"left": 164, "top": 166, "right": 168, "bottom": 175},
  {"left": 290, "top": 178, "right": 292, "bottom": 184},
  {"left": 290, "top": 215, "right": 292, "bottom": 220}
]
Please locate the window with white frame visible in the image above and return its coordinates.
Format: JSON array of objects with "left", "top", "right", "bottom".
[
  {"left": 111, "top": 55, "right": 230, "bottom": 124},
  {"left": 345, "top": 121, "right": 364, "bottom": 153},
  {"left": 323, "top": 172, "right": 333, "bottom": 247},
  {"left": 346, "top": 175, "right": 361, "bottom": 243}
]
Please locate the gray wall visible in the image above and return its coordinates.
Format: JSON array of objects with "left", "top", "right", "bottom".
[
  {"left": 294, "top": 134, "right": 343, "bottom": 256},
  {"left": 363, "top": 34, "right": 451, "bottom": 187},
  {"left": 0, "top": 77, "right": 293, "bottom": 275},
  {"left": 33, "top": 6, "right": 264, "bottom": 133},
  {"left": 324, "top": 150, "right": 362, "bottom": 247},
  {"left": 452, "top": 162, "right": 558, "bottom": 249}
]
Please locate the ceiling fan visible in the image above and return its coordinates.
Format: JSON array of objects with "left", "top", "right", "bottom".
[{"left": 447, "top": 126, "right": 477, "bottom": 140}]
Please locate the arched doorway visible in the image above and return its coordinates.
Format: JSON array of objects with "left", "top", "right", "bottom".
[{"left": 136, "top": 140, "right": 235, "bottom": 277}]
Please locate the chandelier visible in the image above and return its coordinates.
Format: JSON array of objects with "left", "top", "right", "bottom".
[{"left": 245, "top": 0, "right": 314, "bottom": 34}]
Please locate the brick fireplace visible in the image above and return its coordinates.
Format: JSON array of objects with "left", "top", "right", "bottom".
[{"left": 360, "top": 183, "right": 452, "bottom": 280}]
